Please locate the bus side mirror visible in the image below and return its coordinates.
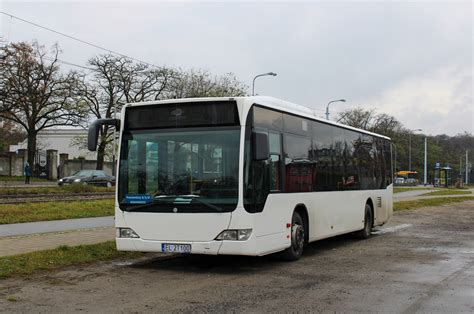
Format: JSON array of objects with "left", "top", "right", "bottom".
[
  {"left": 88, "top": 118, "right": 120, "bottom": 151},
  {"left": 253, "top": 132, "right": 269, "bottom": 161}
]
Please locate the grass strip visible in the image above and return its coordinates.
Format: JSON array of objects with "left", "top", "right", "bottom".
[
  {"left": 0, "top": 184, "right": 114, "bottom": 195},
  {"left": 394, "top": 196, "right": 474, "bottom": 212},
  {"left": 0, "top": 199, "right": 114, "bottom": 224},
  {"left": 420, "top": 189, "right": 472, "bottom": 197},
  {"left": 0, "top": 176, "right": 48, "bottom": 182},
  {"left": 0, "top": 241, "right": 142, "bottom": 279}
]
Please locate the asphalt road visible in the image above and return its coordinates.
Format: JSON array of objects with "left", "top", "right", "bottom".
[{"left": 1, "top": 201, "right": 473, "bottom": 313}]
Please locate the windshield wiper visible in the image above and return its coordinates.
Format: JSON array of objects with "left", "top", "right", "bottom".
[
  {"left": 123, "top": 195, "right": 223, "bottom": 213},
  {"left": 122, "top": 199, "right": 167, "bottom": 212},
  {"left": 188, "top": 197, "right": 223, "bottom": 212},
  {"left": 157, "top": 195, "right": 224, "bottom": 212}
]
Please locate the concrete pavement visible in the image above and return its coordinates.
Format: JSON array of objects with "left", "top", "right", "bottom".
[
  {"left": 393, "top": 188, "right": 437, "bottom": 200},
  {"left": 0, "top": 216, "right": 114, "bottom": 257},
  {"left": 0, "top": 227, "right": 114, "bottom": 257},
  {"left": 394, "top": 188, "right": 474, "bottom": 201},
  {"left": 0, "top": 216, "right": 114, "bottom": 237}
]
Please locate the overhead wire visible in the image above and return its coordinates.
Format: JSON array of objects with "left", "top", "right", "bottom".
[
  {"left": 43, "top": 56, "right": 95, "bottom": 71},
  {"left": 0, "top": 11, "right": 161, "bottom": 69}
]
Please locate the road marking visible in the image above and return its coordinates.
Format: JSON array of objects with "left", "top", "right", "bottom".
[{"left": 372, "top": 223, "right": 413, "bottom": 235}]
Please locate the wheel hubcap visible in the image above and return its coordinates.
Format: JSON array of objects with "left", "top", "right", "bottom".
[{"left": 292, "top": 224, "right": 304, "bottom": 252}]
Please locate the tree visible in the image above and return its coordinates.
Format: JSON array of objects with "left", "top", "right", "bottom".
[
  {"left": 337, "top": 107, "right": 404, "bottom": 137},
  {"left": 0, "top": 117, "right": 25, "bottom": 153},
  {"left": 166, "top": 69, "right": 247, "bottom": 99},
  {"left": 78, "top": 54, "right": 173, "bottom": 169},
  {"left": 337, "top": 107, "right": 407, "bottom": 171},
  {"left": 0, "top": 41, "right": 86, "bottom": 169},
  {"left": 336, "top": 108, "right": 375, "bottom": 131},
  {"left": 78, "top": 56, "right": 248, "bottom": 169},
  {"left": 336, "top": 108, "right": 474, "bottom": 178}
]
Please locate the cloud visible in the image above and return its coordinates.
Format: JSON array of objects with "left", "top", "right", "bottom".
[{"left": 366, "top": 66, "right": 473, "bottom": 135}]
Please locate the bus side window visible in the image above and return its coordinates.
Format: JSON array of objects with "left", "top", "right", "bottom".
[
  {"left": 284, "top": 134, "right": 312, "bottom": 192},
  {"left": 269, "top": 132, "right": 282, "bottom": 191}
]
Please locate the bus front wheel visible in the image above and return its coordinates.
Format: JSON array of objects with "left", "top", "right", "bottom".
[{"left": 281, "top": 211, "right": 305, "bottom": 261}]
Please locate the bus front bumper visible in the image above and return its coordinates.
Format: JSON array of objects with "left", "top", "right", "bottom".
[{"left": 116, "top": 237, "right": 259, "bottom": 256}]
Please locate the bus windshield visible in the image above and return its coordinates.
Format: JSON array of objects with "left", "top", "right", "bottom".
[{"left": 118, "top": 127, "right": 240, "bottom": 213}]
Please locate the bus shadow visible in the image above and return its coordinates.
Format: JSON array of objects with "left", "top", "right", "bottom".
[{"left": 130, "top": 233, "right": 372, "bottom": 275}]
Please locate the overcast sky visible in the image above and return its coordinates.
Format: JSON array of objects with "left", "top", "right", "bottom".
[{"left": 1, "top": 0, "right": 472, "bottom": 136}]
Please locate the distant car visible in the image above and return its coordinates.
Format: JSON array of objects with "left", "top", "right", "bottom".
[
  {"left": 394, "top": 177, "right": 405, "bottom": 185},
  {"left": 58, "top": 170, "right": 115, "bottom": 187}
]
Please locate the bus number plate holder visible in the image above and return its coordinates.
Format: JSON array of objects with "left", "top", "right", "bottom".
[{"left": 161, "top": 243, "right": 191, "bottom": 253}]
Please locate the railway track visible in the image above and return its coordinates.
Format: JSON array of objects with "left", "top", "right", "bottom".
[{"left": 0, "top": 192, "right": 115, "bottom": 204}]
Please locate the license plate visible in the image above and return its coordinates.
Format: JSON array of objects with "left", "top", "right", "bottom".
[{"left": 161, "top": 243, "right": 191, "bottom": 253}]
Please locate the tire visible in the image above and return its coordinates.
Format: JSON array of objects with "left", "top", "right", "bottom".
[
  {"left": 281, "top": 211, "right": 305, "bottom": 261},
  {"left": 356, "top": 204, "right": 373, "bottom": 239}
]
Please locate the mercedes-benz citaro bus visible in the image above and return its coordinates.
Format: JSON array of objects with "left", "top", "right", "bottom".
[{"left": 88, "top": 97, "right": 393, "bottom": 261}]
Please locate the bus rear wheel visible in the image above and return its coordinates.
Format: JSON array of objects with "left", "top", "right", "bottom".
[
  {"left": 281, "top": 211, "right": 305, "bottom": 261},
  {"left": 356, "top": 204, "right": 373, "bottom": 239}
]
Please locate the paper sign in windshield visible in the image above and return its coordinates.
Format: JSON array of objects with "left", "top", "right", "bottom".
[{"left": 124, "top": 194, "right": 152, "bottom": 204}]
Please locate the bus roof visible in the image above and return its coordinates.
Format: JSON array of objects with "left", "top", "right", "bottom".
[
  {"left": 125, "top": 96, "right": 391, "bottom": 141},
  {"left": 396, "top": 171, "right": 418, "bottom": 175}
]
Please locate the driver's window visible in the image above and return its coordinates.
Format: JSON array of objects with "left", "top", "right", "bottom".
[
  {"left": 127, "top": 140, "right": 139, "bottom": 194},
  {"left": 203, "top": 145, "right": 222, "bottom": 174}
]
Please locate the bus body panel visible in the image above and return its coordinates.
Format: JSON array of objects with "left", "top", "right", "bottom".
[
  {"left": 117, "top": 209, "right": 232, "bottom": 242},
  {"left": 116, "top": 238, "right": 224, "bottom": 254},
  {"left": 254, "top": 188, "right": 392, "bottom": 245}
]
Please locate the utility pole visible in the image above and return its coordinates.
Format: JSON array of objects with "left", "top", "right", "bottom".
[
  {"left": 393, "top": 144, "right": 397, "bottom": 173},
  {"left": 424, "top": 136, "right": 428, "bottom": 185},
  {"left": 252, "top": 72, "right": 277, "bottom": 96},
  {"left": 325, "top": 99, "right": 346, "bottom": 120},
  {"left": 409, "top": 134, "right": 412, "bottom": 171},
  {"left": 466, "top": 150, "right": 469, "bottom": 184},
  {"left": 408, "top": 129, "right": 422, "bottom": 171}
]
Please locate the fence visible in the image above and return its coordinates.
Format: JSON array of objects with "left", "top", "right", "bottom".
[
  {"left": 0, "top": 149, "right": 115, "bottom": 180},
  {"left": 0, "top": 150, "right": 27, "bottom": 176}
]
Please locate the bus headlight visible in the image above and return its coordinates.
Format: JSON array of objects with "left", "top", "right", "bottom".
[
  {"left": 117, "top": 228, "right": 140, "bottom": 238},
  {"left": 216, "top": 229, "right": 252, "bottom": 241}
]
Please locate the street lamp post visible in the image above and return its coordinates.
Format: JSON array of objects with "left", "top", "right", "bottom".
[
  {"left": 408, "top": 128, "right": 422, "bottom": 171},
  {"left": 252, "top": 72, "right": 277, "bottom": 96},
  {"left": 466, "top": 150, "right": 469, "bottom": 184},
  {"left": 325, "top": 99, "right": 346, "bottom": 120},
  {"left": 424, "top": 136, "right": 428, "bottom": 185},
  {"left": 393, "top": 143, "right": 397, "bottom": 173}
]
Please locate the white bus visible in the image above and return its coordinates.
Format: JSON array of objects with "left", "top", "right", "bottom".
[{"left": 88, "top": 97, "right": 392, "bottom": 260}]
